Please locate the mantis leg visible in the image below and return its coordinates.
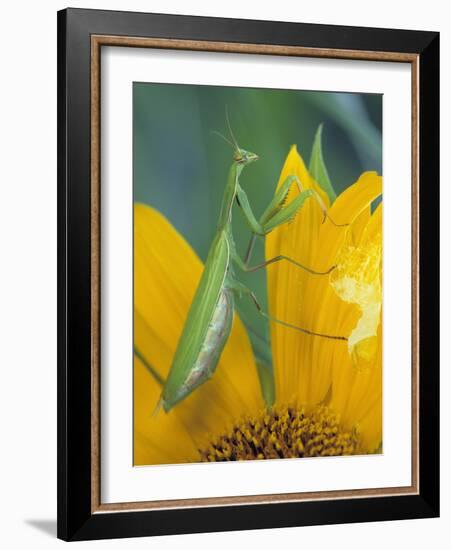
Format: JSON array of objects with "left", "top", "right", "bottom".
[
  {"left": 134, "top": 347, "right": 165, "bottom": 386},
  {"left": 227, "top": 278, "right": 347, "bottom": 342},
  {"left": 232, "top": 240, "right": 334, "bottom": 276},
  {"left": 244, "top": 255, "right": 335, "bottom": 275},
  {"left": 244, "top": 233, "right": 257, "bottom": 265}
]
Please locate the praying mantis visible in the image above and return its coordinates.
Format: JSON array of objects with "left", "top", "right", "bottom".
[{"left": 153, "top": 122, "right": 347, "bottom": 413}]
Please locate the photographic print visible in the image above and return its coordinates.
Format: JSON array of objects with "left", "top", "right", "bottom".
[{"left": 133, "top": 83, "right": 383, "bottom": 466}]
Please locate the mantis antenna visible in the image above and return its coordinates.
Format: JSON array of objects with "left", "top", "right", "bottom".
[
  {"left": 225, "top": 105, "right": 240, "bottom": 151},
  {"left": 211, "top": 130, "right": 235, "bottom": 148}
]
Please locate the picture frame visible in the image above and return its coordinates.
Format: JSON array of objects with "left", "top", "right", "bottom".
[{"left": 57, "top": 7, "right": 439, "bottom": 541}]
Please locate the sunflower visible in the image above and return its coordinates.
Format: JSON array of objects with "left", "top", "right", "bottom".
[{"left": 134, "top": 145, "right": 382, "bottom": 465}]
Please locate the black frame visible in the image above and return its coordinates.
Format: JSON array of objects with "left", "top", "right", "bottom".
[{"left": 57, "top": 7, "right": 439, "bottom": 541}]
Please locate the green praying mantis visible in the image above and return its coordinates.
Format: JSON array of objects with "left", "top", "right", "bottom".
[{"left": 144, "top": 121, "right": 347, "bottom": 413}]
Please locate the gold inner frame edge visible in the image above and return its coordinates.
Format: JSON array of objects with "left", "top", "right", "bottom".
[{"left": 90, "top": 34, "right": 420, "bottom": 514}]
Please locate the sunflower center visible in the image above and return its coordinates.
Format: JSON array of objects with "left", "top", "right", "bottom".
[{"left": 199, "top": 405, "right": 361, "bottom": 462}]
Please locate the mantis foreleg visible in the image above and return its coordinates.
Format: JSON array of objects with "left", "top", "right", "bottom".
[
  {"left": 237, "top": 173, "right": 347, "bottom": 273},
  {"left": 236, "top": 181, "right": 314, "bottom": 236},
  {"left": 259, "top": 175, "right": 304, "bottom": 225},
  {"left": 235, "top": 178, "right": 335, "bottom": 274},
  {"left": 237, "top": 174, "right": 347, "bottom": 250}
]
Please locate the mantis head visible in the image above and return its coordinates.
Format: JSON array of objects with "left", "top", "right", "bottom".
[
  {"left": 212, "top": 130, "right": 259, "bottom": 166},
  {"left": 224, "top": 108, "right": 259, "bottom": 166},
  {"left": 233, "top": 147, "right": 259, "bottom": 165}
]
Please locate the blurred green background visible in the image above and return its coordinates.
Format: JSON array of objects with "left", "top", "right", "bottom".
[{"left": 133, "top": 83, "right": 382, "bottom": 376}]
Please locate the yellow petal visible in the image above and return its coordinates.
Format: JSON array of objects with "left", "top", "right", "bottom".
[
  {"left": 329, "top": 323, "right": 382, "bottom": 451},
  {"left": 134, "top": 204, "right": 263, "bottom": 464},
  {"left": 327, "top": 171, "right": 382, "bottom": 226},
  {"left": 266, "top": 146, "right": 332, "bottom": 406},
  {"left": 350, "top": 207, "right": 371, "bottom": 245},
  {"left": 134, "top": 355, "right": 198, "bottom": 465}
]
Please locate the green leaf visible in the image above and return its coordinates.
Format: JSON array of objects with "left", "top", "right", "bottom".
[
  {"left": 246, "top": 327, "right": 275, "bottom": 408},
  {"left": 309, "top": 124, "right": 337, "bottom": 203},
  {"left": 256, "top": 360, "right": 275, "bottom": 408},
  {"left": 236, "top": 305, "right": 275, "bottom": 407}
]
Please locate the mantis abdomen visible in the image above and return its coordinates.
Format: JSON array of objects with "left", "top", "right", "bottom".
[
  {"left": 184, "top": 289, "right": 234, "bottom": 390},
  {"left": 159, "top": 232, "right": 231, "bottom": 411}
]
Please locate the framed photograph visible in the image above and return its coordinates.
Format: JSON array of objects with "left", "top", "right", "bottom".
[{"left": 57, "top": 8, "right": 439, "bottom": 541}]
